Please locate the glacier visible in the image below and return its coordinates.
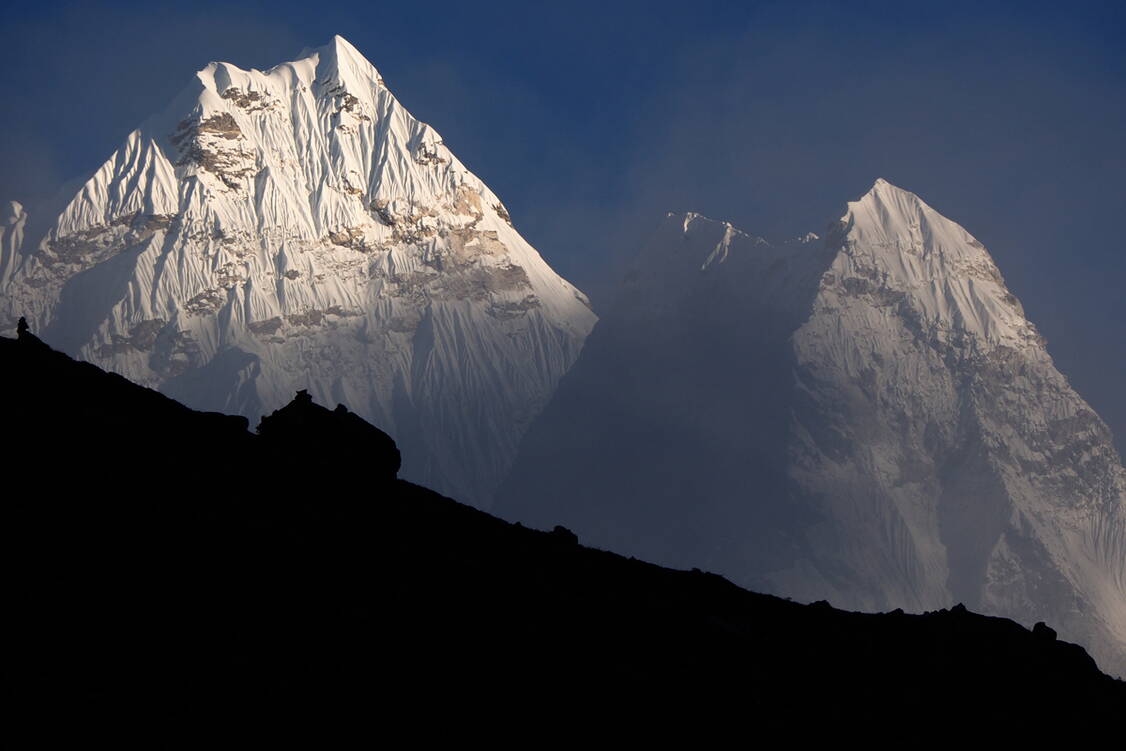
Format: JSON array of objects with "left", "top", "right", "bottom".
[
  {"left": 497, "top": 179, "right": 1126, "bottom": 676},
  {"left": 0, "top": 36, "right": 596, "bottom": 507}
]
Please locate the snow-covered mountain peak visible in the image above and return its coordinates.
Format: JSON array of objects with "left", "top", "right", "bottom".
[
  {"left": 500, "top": 182, "right": 1126, "bottom": 677},
  {"left": 294, "top": 34, "right": 372, "bottom": 68},
  {"left": 850, "top": 177, "right": 945, "bottom": 229},
  {"left": 647, "top": 191, "right": 1038, "bottom": 351},
  {"left": 195, "top": 35, "right": 381, "bottom": 106},
  {"left": 827, "top": 179, "right": 1040, "bottom": 349},
  {"left": 0, "top": 36, "right": 596, "bottom": 508},
  {"left": 843, "top": 178, "right": 997, "bottom": 274},
  {"left": 308, "top": 34, "right": 382, "bottom": 84}
]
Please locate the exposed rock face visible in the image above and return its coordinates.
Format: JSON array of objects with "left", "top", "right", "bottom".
[
  {"left": 0, "top": 36, "right": 595, "bottom": 507},
  {"left": 497, "top": 180, "right": 1126, "bottom": 677}
]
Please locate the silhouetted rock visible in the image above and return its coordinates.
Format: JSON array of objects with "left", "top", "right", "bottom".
[
  {"left": 1035, "top": 622, "right": 1059, "bottom": 642},
  {"left": 15, "top": 316, "right": 49, "bottom": 350},
  {"left": 257, "top": 389, "right": 401, "bottom": 479}
]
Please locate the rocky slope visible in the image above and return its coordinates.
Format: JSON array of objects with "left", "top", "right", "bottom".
[
  {"left": 497, "top": 180, "right": 1126, "bottom": 677},
  {"left": 0, "top": 36, "right": 595, "bottom": 507},
  {"left": 4, "top": 329, "right": 1122, "bottom": 723}
]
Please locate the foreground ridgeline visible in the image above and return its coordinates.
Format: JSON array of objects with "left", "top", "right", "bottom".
[{"left": 3, "top": 329, "right": 1123, "bottom": 721}]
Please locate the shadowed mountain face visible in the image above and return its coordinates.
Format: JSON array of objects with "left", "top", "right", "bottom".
[
  {"left": 497, "top": 182, "right": 1126, "bottom": 677},
  {"left": 3, "top": 327, "right": 1123, "bottom": 722}
]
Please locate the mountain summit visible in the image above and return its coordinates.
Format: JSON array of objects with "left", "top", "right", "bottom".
[
  {"left": 0, "top": 36, "right": 596, "bottom": 506},
  {"left": 498, "top": 179, "right": 1126, "bottom": 676}
]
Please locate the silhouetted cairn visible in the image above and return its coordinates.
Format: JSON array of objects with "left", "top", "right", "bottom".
[
  {"left": 257, "top": 389, "right": 401, "bottom": 479},
  {"left": 15, "top": 316, "right": 48, "bottom": 350}
]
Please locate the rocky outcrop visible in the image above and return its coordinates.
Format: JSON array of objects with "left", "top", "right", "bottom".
[{"left": 257, "top": 389, "right": 401, "bottom": 479}]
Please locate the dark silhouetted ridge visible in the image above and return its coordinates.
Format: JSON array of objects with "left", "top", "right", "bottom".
[{"left": 2, "top": 330, "right": 1122, "bottom": 724}]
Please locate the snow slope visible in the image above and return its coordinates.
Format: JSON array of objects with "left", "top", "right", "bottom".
[
  {"left": 498, "top": 179, "right": 1126, "bottom": 676},
  {"left": 0, "top": 36, "right": 596, "bottom": 507}
]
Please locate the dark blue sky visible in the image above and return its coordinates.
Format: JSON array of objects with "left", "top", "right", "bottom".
[{"left": 1, "top": 0, "right": 1123, "bottom": 447}]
